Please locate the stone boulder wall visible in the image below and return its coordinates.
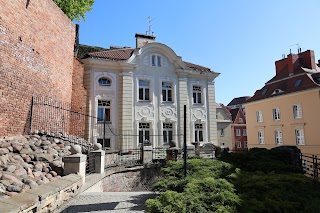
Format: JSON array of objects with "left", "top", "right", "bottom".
[{"left": 0, "top": 134, "right": 87, "bottom": 199}]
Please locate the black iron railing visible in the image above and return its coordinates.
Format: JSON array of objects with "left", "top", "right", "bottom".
[{"left": 86, "top": 152, "right": 96, "bottom": 175}]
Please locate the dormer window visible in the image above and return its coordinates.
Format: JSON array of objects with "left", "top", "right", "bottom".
[
  {"left": 272, "top": 89, "right": 283, "bottom": 95},
  {"left": 294, "top": 79, "right": 302, "bottom": 87},
  {"left": 261, "top": 88, "right": 268, "bottom": 95},
  {"left": 98, "top": 77, "right": 112, "bottom": 86},
  {"left": 151, "top": 54, "right": 161, "bottom": 67}
]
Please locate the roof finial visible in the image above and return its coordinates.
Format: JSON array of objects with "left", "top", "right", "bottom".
[{"left": 147, "top": 16, "right": 156, "bottom": 36}]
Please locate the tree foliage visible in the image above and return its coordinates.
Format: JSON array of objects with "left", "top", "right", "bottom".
[{"left": 53, "top": 0, "right": 95, "bottom": 21}]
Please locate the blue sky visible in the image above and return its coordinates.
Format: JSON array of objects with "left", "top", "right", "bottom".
[{"left": 76, "top": 0, "right": 320, "bottom": 105}]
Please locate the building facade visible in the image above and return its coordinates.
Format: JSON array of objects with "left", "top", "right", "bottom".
[
  {"left": 215, "top": 103, "right": 232, "bottom": 150},
  {"left": 244, "top": 50, "right": 320, "bottom": 155},
  {"left": 81, "top": 34, "right": 219, "bottom": 150}
]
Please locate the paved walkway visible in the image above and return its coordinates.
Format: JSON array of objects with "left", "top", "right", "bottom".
[{"left": 60, "top": 192, "right": 156, "bottom": 213}]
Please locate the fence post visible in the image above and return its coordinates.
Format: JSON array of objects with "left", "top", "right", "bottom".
[
  {"left": 63, "top": 145, "right": 87, "bottom": 184},
  {"left": 92, "top": 144, "right": 105, "bottom": 174},
  {"left": 29, "top": 96, "right": 34, "bottom": 134}
]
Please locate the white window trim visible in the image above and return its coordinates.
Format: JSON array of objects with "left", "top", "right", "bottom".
[
  {"left": 139, "top": 122, "right": 151, "bottom": 144},
  {"left": 258, "top": 131, "right": 264, "bottom": 144},
  {"left": 295, "top": 129, "right": 305, "bottom": 145},
  {"left": 150, "top": 54, "right": 162, "bottom": 67},
  {"left": 275, "top": 130, "right": 283, "bottom": 145},
  {"left": 244, "top": 141, "right": 248, "bottom": 148},
  {"left": 256, "top": 110, "right": 263, "bottom": 122},
  {"left": 273, "top": 108, "right": 281, "bottom": 120},
  {"left": 236, "top": 141, "right": 241, "bottom": 148},
  {"left": 194, "top": 123, "right": 204, "bottom": 142},
  {"left": 243, "top": 129, "right": 247, "bottom": 136},
  {"left": 192, "top": 85, "right": 203, "bottom": 104},
  {"left": 162, "top": 81, "right": 173, "bottom": 103},
  {"left": 236, "top": 129, "right": 241, "bottom": 136},
  {"left": 138, "top": 79, "right": 151, "bottom": 102},
  {"left": 220, "top": 128, "right": 224, "bottom": 137},
  {"left": 239, "top": 118, "right": 243, "bottom": 123},
  {"left": 293, "top": 104, "right": 302, "bottom": 119},
  {"left": 97, "top": 100, "right": 111, "bottom": 123}
]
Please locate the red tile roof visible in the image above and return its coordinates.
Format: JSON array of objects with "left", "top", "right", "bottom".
[
  {"left": 87, "top": 48, "right": 136, "bottom": 60},
  {"left": 85, "top": 48, "right": 212, "bottom": 72},
  {"left": 245, "top": 67, "right": 320, "bottom": 104}
]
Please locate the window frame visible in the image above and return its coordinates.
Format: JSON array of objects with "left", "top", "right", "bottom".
[
  {"left": 192, "top": 85, "right": 202, "bottom": 104},
  {"left": 236, "top": 129, "right": 241, "bottom": 136},
  {"left": 239, "top": 118, "right": 243, "bottom": 123},
  {"left": 98, "top": 77, "right": 112, "bottom": 86},
  {"left": 243, "top": 129, "right": 247, "bottom": 136},
  {"left": 274, "top": 130, "right": 283, "bottom": 145},
  {"left": 138, "top": 79, "right": 151, "bottom": 101},
  {"left": 162, "top": 81, "right": 173, "bottom": 102},
  {"left": 139, "top": 122, "right": 150, "bottom": 144},
  {"left": 151, "top": 54, "right": 162, "bottom": 67},
  {"left": 97, "top": 138, "right": 111, "bottom": 150},
  {"left": 293, "top": 104, "right": 302, "bottom": 119},
  {"left": 295, "top": 129, "right": 305, "bottom": 145},
  {"left": 163, "top": 123, "right": 173, "bottom": 144},
  {"left": 256, "top": 110, "right": 263, "bottom": 122},
  {"left": 194, "top": 123, "right": 204, "bottom": 142},
  {"left": 244, "top": 141, "right": 248, "bottom": 148},
  {"left": 258, "top": 131, "right": 264, "bottom": 144},
  {"left": 236, "top": 141, "right": 241, "bottom": 148},
  {"left": 220, "top": 128, "right": 224, "bottom": 137},
  {"left": 97, "top": 100, "right": 111, "bottom": 123},
  {"left": 272, "top": 108, "right": 281, "bottom": 120}
]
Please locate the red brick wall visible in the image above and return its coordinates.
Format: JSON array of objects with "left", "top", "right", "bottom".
[
  {"left": 70, "top": 58, "right": 87, "bottom": 138},
  {"left": 0, "top": 0, "right": 76, "bottom": 136}
]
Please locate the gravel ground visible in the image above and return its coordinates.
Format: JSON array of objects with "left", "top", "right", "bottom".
[{"left": 60, "top": 192, "right": 156, "bottom": 213}]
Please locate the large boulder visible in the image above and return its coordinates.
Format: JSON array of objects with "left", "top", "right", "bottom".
[{"left": 0, "top": 148, "right": 9, "bottom": 156}]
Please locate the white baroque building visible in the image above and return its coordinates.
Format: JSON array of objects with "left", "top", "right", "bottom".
[{"left": 81, "top": 34, "right": 219, "bottom": 150}]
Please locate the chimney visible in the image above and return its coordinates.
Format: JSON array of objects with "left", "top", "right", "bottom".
[
  {"left": 135, "top": 33, "right": 156, "bottom": 48},
  {"left": 275, "top": 50, "right": 316, "bottom": 75}
]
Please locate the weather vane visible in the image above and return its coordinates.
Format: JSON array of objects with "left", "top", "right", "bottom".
[{"left": 146, "top": 16, "right": 156, "bottom": 36}]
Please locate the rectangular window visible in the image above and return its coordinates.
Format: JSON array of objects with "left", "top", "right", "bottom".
[
  {"left": 272, "top": 108, "right": 280, "bottom": 120},
  {"left": 244, "top": 141, "right": 248, "bottom": 148},
  {"left": 239, "top": 118, "right": 243, "bottom": 123},
  {"left": 236, "top": 129, "right": 241, "bottom": 136},
  {"left": 163, "top": 123, "right": 173, "bottom": 144},
  {"left": 220, "top": 128, "right": 224, "bottom": 137},
  {"left": 295, "top": 129, "right": 305, "bottom": 145},
  {"left": 139, "top": 123, "right": 150, "bottom": 144},
  {"left": 193, "top": 85, "right": 202, "bottom": 104},
  {"left": 151, "top": 55, "right": 161, "bottom": 67},
  {"left": 194, "top": 124, "right": 203, "bottom": 142},
  {"left": 139, "top": 80, "right": 150, "bottom": 101},
  {"left": 97, "top": 100, "right": 111, "bottom": 123},
  {"left": 243, "top": 129, "right": 247, "bottom": 136},
  {"left": 275, "top": 130, "right": 283, "bottom": 145},
  {"left": 293, "top": 104, "right": 302, "bottom": 119},
  {"left": 256, "top": 111, "right": 263, "bottom": 122},
  {"left": 97, "top": 138, "right": 111, "bottom": 149},
  {"left": 236, "top": 141, "right": 241, "bottom": 148},
  {"left": 258, "top": 131, "right": 264, "bottom": 144},
  {"left": 162, "top": 82, "right": 173, "bottom": 102}
]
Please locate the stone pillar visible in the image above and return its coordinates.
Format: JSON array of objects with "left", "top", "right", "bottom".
[
  {"left": 186, "top": 145, "right": 196, "bottom": 158},
  {"left": 143, "top": 145, "right": 153, "bottom": 164},
  {"left": 63, "top": 145, "right": 87, "bottom": 184},
  {"left": 207, "top": 80, "right": 218, "bottom": 145},
  {"left": 178, "top": 76, "right": 190, "bottom": 147},
  {"left": 119, "top": 71, "right": 134, "bottom": 151},
  {"left": 91, "top": 150, "right": 105, "bottom": 174}
]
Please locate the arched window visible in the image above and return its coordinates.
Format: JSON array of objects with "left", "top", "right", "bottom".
[{"left": 98, "top": 77, "right": 112, "bottom": 86}]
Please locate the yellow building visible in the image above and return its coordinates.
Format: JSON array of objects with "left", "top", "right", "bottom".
[{"left": 244, "top": 50, "right": 320, "bottom": 155}]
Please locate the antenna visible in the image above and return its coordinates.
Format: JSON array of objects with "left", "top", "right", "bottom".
[
  {"left": 289, "top": 43, "right": 300, "bottom": 53},
  {"left": 146, "top": 16, "right": 156, "bottom": 36}
]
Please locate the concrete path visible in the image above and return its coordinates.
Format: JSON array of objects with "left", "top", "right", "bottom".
[{"left": 60, "top": 192, "right": 156, "bottom": 213}]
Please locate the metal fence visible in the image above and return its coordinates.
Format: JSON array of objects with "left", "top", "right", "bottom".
[
  {"left": 301, "top": 154, "right": 320, "bottom": 182},
  {"left": 86, "top": 152, "right": 96, "bottom": 175},
  {"left": 104, "top": 149, "right": 143, "bottom": 169}
]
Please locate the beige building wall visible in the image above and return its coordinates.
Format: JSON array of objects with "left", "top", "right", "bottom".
[
  {"left": 245, "top": 88, "right": 320, "bottom": 155},
  {"left": 216, "top": 108, "right": 232, "bottom": 149}
]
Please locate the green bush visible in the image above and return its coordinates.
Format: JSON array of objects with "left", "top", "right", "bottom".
[{"left": 147, "top": 149, "right": 320, "bottom": 213}]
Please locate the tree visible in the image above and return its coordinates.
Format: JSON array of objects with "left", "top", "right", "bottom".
[{"left": 53, "top": 0, "right": 95, "bottom": 21}]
